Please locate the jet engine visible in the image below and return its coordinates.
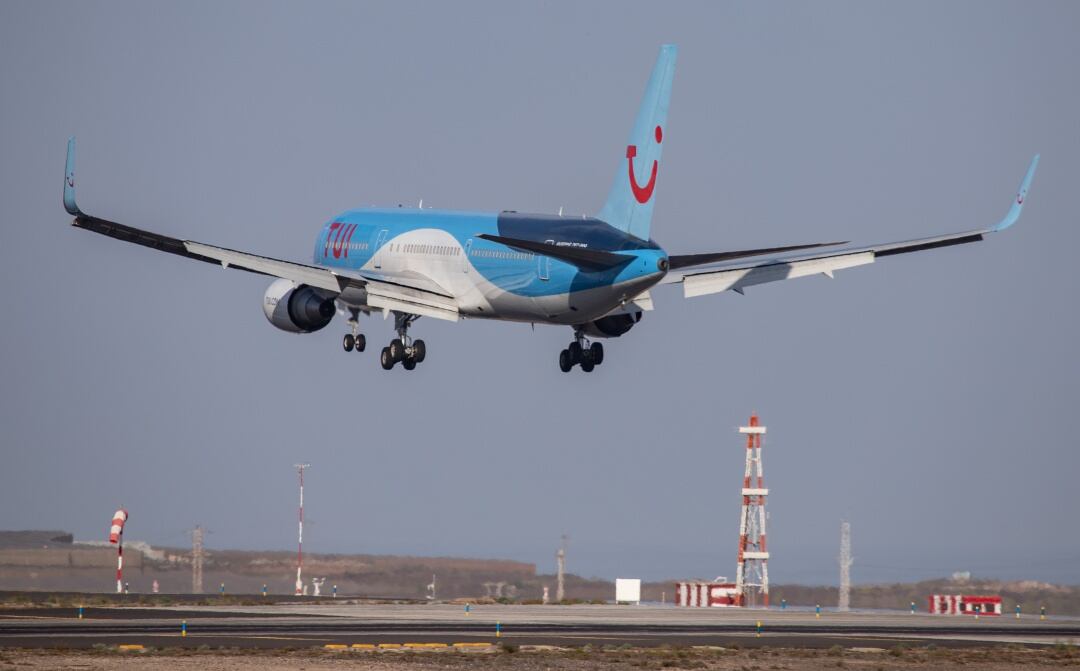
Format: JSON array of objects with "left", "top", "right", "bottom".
[
  {"left": 578, "top": 312, "right": 641, "bottom": 338},
  {"left": 262, "top": 278, "right": 337, "bottom": 333}
]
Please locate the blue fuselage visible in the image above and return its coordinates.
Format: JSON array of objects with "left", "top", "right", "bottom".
[{"left": 312, "top": 209, "right": 668, "bottom": 324}]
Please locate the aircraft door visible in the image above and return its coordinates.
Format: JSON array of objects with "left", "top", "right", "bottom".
[
  {"left": 462, "top": 239, "right": 472, "bottom": 273},
  {"left": 538, "top": 240, "right": 553, "bottom": 280},
  {"left": 373, "top": 229, "right": 389, "bottom": 268}
]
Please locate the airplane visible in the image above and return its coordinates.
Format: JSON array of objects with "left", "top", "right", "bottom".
[{"left": 63, "top": 45, "right": 1038, "bottom": 373}]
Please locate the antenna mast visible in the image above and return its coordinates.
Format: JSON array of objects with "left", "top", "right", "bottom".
[
  {"left": 191, "top": 525, "right": 205, "bottom": 594},
  {"left": 294, "top": 463, "right": 310, "bottom": 595},
  {"left": 555, "top": 534, "right": 567, "bottom": 603}
]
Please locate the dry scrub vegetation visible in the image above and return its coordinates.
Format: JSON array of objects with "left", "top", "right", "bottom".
[{"left": 1, "top": 643, "right": 1079, "bottom": 670}]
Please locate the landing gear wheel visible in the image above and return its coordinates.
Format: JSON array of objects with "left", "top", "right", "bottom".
[
  {"left": 343, "top": 334, "right": 354, "bottom": 352},
  {"left": 568, "top": 341, "right": 583, "bottom": 365},
  {"left": 413, "top": 339, "right": 426, "bottom": 363},
  {"left": 581, "top": 357, "right": 595, "bottom": 373},
  {"left": 402, "top": 357, "right": 417, "bottom": 371},
  {"left": 389, "top": 339, "right": 406, "bottom": 362},
  {"left": 558, "top": 349, "right": 573, "bottom": 373},
  {"left": 380, "top": 347, "right": 395, "bottom": 370},
  {"left": 590, "top": 341, "right": 604, "bottom": 365},
  {"left": 354, "top": 333, "right": 366, "bottom": 352}
]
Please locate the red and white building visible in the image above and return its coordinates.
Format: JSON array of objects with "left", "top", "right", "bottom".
[
  {"left": 676, "top": 581, "right": 739, "bottom": 607},
  {"left": 929, "top": 594, "right": 1002, "bottom": 616}
]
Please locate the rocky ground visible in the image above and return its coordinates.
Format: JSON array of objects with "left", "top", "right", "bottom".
[{"left": 2, "top": 644, "right": 1079, "bottom": 670}]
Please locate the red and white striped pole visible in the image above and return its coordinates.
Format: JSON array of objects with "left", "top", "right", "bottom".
[
  {"left": 294, "top": 464, "right": 310, "bottom": 596},
  {"left": 109, "top": 509, "right": 128, "bottom": 594}
]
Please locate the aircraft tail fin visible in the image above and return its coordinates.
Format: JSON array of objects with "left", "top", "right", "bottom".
[{"left": 596, "top": 44, "right": 677, "bottom": 242}]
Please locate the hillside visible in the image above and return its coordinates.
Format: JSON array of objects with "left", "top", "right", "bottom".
[
  {"left": 0, "top": 544, "right": 537, "bottom": 598},
  {"left": 767, "top": 577, "right": 1079, "bottom": 615},
  {"left": 1, "top": 532, "right": 1076, "bottom": 614}
]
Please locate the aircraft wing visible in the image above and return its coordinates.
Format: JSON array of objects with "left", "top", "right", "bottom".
[
  {"left": 185, "top": 241, "right": 459, "bottom": 321},
  {"left": 63, "top": 139, "right": 459, "bottom": 321},
  {"left": 662, "top": 156, "right": 1039, "bottom": 298}
]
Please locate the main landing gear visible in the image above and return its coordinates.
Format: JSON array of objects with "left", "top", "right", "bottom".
[
  {"left": 380, "top": 313, "right": 426, "bottom": 371},
  {"left": 342, "top": 310, "right": 367, "bottom": 353},
  {"left": 559, "top": 330, "right": 604, "bottom": 373}
]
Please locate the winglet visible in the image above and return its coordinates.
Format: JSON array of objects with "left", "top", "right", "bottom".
[
  {"left": 63, "top": 136, "right": 81, "bottom": 215},
  {"left": 993, "top": 154, "right": 1039, "bottom": 232}
]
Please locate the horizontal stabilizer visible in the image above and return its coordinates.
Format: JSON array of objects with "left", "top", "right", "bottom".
[
  {"left": 668, "top": 241, "right": 847, "bottom": 270},
  {"left": 476, "top": 234, "right": 633, "bottom": 271}
]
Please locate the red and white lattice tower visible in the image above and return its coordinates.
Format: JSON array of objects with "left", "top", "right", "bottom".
[
  {"left": 108, "top": 509, "right": 128, "bottom": 594},
  {"left": 734, "top": 414, "right": 769, "bottom": 607}
]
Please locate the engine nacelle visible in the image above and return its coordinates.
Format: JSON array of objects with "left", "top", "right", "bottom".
[
  {"left": 579, "top": 312, "right": 641, "bottom": 339},
  {"left": 262, "top": 278, "right": 337, "bottom": 334}
]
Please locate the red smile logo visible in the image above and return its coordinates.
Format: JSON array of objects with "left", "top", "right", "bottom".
[{"left": 627, "top": 125, "right": 663, "bottom": 204}]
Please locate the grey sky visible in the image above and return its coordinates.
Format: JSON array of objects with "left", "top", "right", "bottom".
[{"left": 2, "top": 1, "right": 1078, "bottom": 588}]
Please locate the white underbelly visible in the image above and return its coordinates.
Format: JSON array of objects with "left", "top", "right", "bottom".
[{"left": 352, "top": 228, "right": 644, "bottom": 325}]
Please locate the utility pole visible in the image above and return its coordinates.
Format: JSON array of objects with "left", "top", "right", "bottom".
[
  {"left": 838, "top": 521, "right": 853, "bottom": 612},
  {"left": 294, "top": 463, "right": 310, "bottom": 596},
  {"left": 555, "top": 535, "right": 567, "bottom": 603},
  {"left": 191, "top": 526, "right": 205, "bottom": 594}
]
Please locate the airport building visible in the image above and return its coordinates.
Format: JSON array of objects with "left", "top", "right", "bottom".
[
  {"left": 675, "top": 580, "right": 739, "bottom": 607},
  {"left": 929, "top": 594, "right": 1003, "bottom": 616}
]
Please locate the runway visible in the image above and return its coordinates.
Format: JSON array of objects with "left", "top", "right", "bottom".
[{"left": 2, "top": 603, "right": 1078, "bottom": 649}]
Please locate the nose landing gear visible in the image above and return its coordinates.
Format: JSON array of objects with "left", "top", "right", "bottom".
[
  {"left": 380, "top": 313, "right": 427, "bottom": 371},
  {"left": 559, "top": 330, "right": 604, "bottom": 373}
]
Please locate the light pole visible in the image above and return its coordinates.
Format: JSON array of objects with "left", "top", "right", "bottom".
[{"left": 294, "top": 463, "right": 310, "bottom": 595}]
